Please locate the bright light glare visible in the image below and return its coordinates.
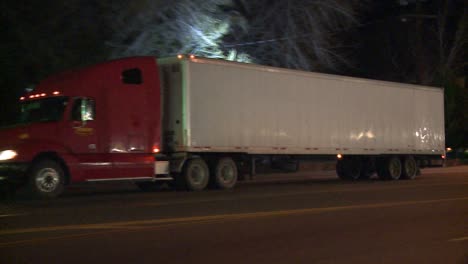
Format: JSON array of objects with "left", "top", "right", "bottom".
[
  {"left": 53, "top": 91, "right": 60, "bottom": 95},
  {"left": 153, "top": 148, "right": 160, "bottom": 153},
  {"left": 446, "top": 147, "right": 452, "bottom": 152},
  {"left": 337, "top": 154, "right": 343, "bottom": 159},
  {"left": 0, "top": 150, "right": 17, "bottom": 161},
  {"left": 177, "top": 54, "right": 184, "bottom": 59},
  {"left": 189, "top": 54, "right": 195, "bottom": 59}
]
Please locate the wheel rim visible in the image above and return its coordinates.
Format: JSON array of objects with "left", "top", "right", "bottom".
[
  {"left": 404, "top": 158, "right": 417, "bottom": 178},
  {"left": 35, "top": 168, "right": 60, "bottom": 193},
  {"left": 189, "top": 165, "right": 206, "bottom": 186},
  {"left": 219, "top": 164, "right": 235, "bottom": 184},
  {"left": 388, "top": 158, "right": 402, "bottom": 179}
]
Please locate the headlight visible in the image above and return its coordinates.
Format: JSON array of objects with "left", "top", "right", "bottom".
[{"left": 0, "top": 150, "right": 17, "bottom": 161}]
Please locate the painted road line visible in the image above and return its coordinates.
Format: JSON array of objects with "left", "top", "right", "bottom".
[
  {"left": 57, "top": 181, "right": 468, "bottom": 210},
  {"left": 0, "top": 218, "right": 231, "bottom": 248},
  {"left": 136, "top": 181, "right": 468, "bottom": 208},
  {"left": 448, "top": 236, "right": 468, "bottom": 242},
  {"left": 0, "top": 213, "right": 27, "bottom": 218},
  {"left": 1, "top": 196, "right": 467, "bottom": 237}
]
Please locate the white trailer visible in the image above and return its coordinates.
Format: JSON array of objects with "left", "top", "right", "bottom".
[{"left": 156, "top": 56, "right": 445, "bottom": 190}]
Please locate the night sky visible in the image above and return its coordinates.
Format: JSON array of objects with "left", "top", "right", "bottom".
[{"left": 0, "top": 0, "right": 466, "bottom": 145}]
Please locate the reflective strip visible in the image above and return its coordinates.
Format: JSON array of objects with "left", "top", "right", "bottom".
[
  {"left": 86, "top": 177, "right": 154, "bottom": 182},
  {"left": 81, "top": 162, "right": 112, "bottom": 166}
]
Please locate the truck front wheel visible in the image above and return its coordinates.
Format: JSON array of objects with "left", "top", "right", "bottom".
[{"left": 28, "top": 159, "right": 65, "bottom": 198}]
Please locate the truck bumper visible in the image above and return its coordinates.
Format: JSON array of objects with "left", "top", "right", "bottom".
[{"left": 0, "top": 162, "right": 29, "bottom": 185}]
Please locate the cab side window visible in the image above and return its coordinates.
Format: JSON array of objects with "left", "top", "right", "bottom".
[
  {"left": 71, "top": 98, "right": 95, "bottom": 121},
  {"left": 122, "top": 68, "right": 142, "bottom": 84}
]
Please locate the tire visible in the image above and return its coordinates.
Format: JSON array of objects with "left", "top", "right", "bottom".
[
  {"left": 181, "top": 158, "right": 210, "bottom": 191},
  {"left": 359, "top": 158, "right": 374, "bottom": 180},
  {"left": 401, "top": 156, "right": 417, "bottom": 180},
  {"left": 212, "top": 157, "right": 238, "bottom": 189},
  {"left": 135, "top": 181, "right": 163, "bottom": 192},
  {"left": 377, "top": 156, "right": 402, "bottom": 180},
  {"left": 336, "top": 157, "right": 361, "bottom": 180},
  {"left": 28, "top": 159, "right": 65, "bottom": 199},
  {"left": 347, "top": 158, "right": 362, "bottom": 180},
  {"left": 336, "top": 160, "right": 346, "bottom": 180}
]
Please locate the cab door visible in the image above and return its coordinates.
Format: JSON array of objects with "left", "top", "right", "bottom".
[{"left": 65, "top": 97, "right": 114, "bottom": 179}]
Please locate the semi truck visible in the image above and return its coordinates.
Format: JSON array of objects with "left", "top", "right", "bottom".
[{"left": 0, "top": 55, "right": 445, "bottom": 198}]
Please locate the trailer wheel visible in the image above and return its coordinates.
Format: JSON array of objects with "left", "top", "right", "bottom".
[
  {"left": 347, "top": 158, "right": 362, "bottom": 180},
  {"left": 359, "top": 158, "right": 374, "bottom": 179},
  {"left": 212, "top": 158, "right": 238, "bottom": 189},
  {"left": 181, "top": 158, "right": 210, "bottom": 191},
  {"left": 401, "top": 156, "right": 417, "bottom": 180},
  {"left": 336, "top": 158, "right": 361, "bottom": 180},
  {"left": 336, "top": 160, "right": 346, "bottom": 179},
  {"left": 28, "top": 159, "right": 65, "bottom": 198},
  {"left": 377, "top": 156, "right": 402, "bottom": 180}
]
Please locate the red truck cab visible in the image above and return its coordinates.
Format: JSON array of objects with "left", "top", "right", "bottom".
[{"left": 0, "top": 57, "right": 163, "bottom": 198}]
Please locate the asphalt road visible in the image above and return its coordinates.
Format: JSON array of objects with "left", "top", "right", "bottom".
[{"left": 1, "top": 166, "right": 467, "bottom": 264}]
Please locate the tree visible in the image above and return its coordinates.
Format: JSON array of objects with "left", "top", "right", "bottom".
[
  {"left": 406, "top": 0, "right": 468, "bottom": 147},
  {"left": 225, "top": 0, "right": 364, "bottom": 71},
  {"left": 107, "top": 0, "right": 365, "bottom": 72},
  {"left": 355, "top": 0, "right": 467, "bottom": 148},
  {"left": 107, "top": 0, "right": 251, "bottom": 61}
]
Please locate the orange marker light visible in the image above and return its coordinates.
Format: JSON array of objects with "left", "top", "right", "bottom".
[
  {"left": 53, "top": 91, "right": 60, "bottom": 95},
  {"left": 153, "top": 148, "right": 160, "bottom": 153},
  {"left": 337, "top": 154, "right": 343, "bottom": 159},
  {"left": 177, "top": 54, "right": 184, "bottom": 59},
  {"left": 189, "top": 54, "right": 195, "bottom": 59},
  {"left": 19, "top": 97, "right": 25, "bottom": 101}
]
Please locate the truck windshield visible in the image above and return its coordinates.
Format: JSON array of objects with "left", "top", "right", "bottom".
[{"left": 17, "top": 97, "right": 69, "bottom": 124}]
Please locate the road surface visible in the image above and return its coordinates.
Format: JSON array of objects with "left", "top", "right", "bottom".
[{"left": 1, "top": 166, "right": 467, "bottom": 263}]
